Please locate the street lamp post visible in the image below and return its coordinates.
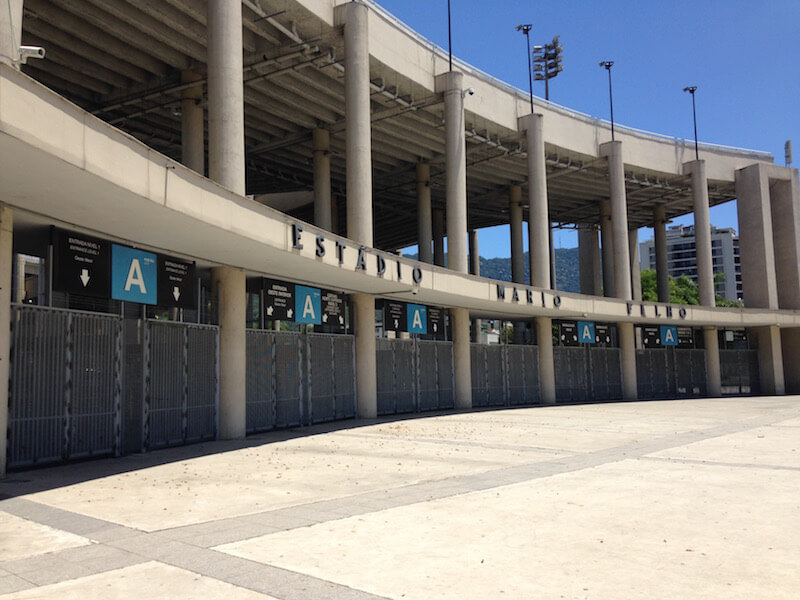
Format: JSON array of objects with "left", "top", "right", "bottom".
[
  {"left": 447, "top": 0, "right": 453, "bottom": 72},
  {"left": 516, "top": 24, "right": 534, "bottom": 114},
  {"left": 599, "top": 61, "right": 615, "bottom": 141},
  {"left": 683, "top": 86, "right": 699, "bottom": 160}
]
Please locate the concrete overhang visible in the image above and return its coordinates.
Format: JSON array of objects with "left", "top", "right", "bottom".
[{"left": 1, "top": 65, "right": 796, "bottom": 329}]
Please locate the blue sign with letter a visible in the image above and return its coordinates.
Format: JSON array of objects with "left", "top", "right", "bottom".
[
  {"left": 111, "top": 244, "right": 157, "bottom": 304},
  {"left": 407, "top": 304, "right": 428, "bottom": 334},
  {"left": 295, "top": 285, "right": 321, "bottom": 324},
  {"left": 577, "top": 321, "right": 595, "bottom": 344},
  {"left": 661, "top": 325, "right": 678, "bottom": 346}
]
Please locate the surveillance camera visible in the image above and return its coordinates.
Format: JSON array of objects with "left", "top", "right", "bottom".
[
  {"left": 462, "top": 87, "right": 475, "bottom": 98},
  {"left": 19, "top": 46, "right": 45, "bottom": 64}
]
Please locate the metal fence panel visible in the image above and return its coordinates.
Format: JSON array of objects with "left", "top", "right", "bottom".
[
  {"left": 435, "top": 341, "right": 455, "bottom": 409},
  {"left": 246, "top": 330, "right": 274, "bottom": 433},
  {"left": 8, "top": 306, "right": 121, "bottom": 468},
  {"left": 332, "top": 335, "right": 356, "bottom": 419},
  {"left": 308, "top": 334, "right": 335, "bottom": 423},
  {"left": 505, "top": 346, "right": 526, "bottom": 405},
  {"left": 376, "top": 337, "right": 395, "bottom": 415},
  {"left": 554, "top": 346, "right": 589, "bottom": 402},
  {"left": 676, "top": 349, "right": 707, "bottom": 396},
  {"left": 186, "top": 325, "right": 217, "bottom": 442},
  {"left": 521, "top": 345, "right": 541, "bottom": 405},
  {"left": 720, "top": 349, "right": 760, "bottom": 395},
  {"left": 636, "top": 349, "right": 676, "bottom": 399},
  {"left": 589, "top": 347, "right": 623, "bottom": 401},
  {"left": 485, "top": 345, "right": 506, "bottom": 406},
  {"left": 274, "top": 332, "right": 302, "bottom": 427},
  {"left": 470, "top": 344, "right": 489, "bottom": 407},
  {"left": 145, "top": 321, "right": 185, "bottom": 450},
  {"left": 393, "top": 340, "right": 416, "bottom": 414},
  {"left": 417, "top": 340, "right": 438, "bottom": 411}
]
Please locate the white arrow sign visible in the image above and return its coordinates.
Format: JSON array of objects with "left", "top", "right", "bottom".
[
  {"left": 287, "top": 308, "right": 294, "bottom": 318},
  {"left": 394, "top": 318, "right": 399, "bottom": 328},
  {"left": 433, "top": 323, "right": 438, "bottom": 332},
  {"left": 338, "top": 316, "right": 344, "bottom": 325},
  {"left": 322, "top": 313, "right": 328, "bottom": 323},
  {"left": 173, "top": 286, "right": 180, "bottom": 301},
  {"left": 80, "top": 269, "right": 90, "bottom": 287},
  {"left": 266, "top": 305, "right": 274, "bottom": 316}
]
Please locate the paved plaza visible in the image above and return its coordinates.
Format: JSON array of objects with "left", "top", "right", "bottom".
[{"left": 0, "top": 397, "right": 798, "bottom": 599}]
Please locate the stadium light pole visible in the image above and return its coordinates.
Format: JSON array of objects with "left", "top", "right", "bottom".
[
  {"left": 516, "top": 24, "right": 534, "bottom": 114},
  {"left": 447, "top": 0, "right": 453, "bottom": 71},
  {"left": 599, "top": 60, "right": 615, "bottom": 141},
  {"left": 683, "top": 86, "right": 699, "bottom": 160}
]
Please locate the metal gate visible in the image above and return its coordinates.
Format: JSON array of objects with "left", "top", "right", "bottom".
[
  {"left": 589, "top": 347, "right": 623, "bottom": 401},
  {"left": 553, "top": 346, "right": 589, "bottom": 402},
  {"left": 246, "top": 330, "right": 355, "bottom": 432},
  {"left": 471, "top": 344, "right": 541, "bottom": 408},
  {"left": 143, "top": 320, "right": 218, "bottom": 451},
  {"left": 376, "top": 338, "right": 454, "bottom": 416},
  {"left": 636, "top": 348, "right": 707, "bottom": 399},
  {"left": 720, "top": 349, "right": 759, "bottom": 395},
  {"left": 8, "top": 305, "right": 218, "bottom": 469}
]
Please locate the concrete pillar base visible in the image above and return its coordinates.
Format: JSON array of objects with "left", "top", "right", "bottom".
[
  {"left": 212, "top": 266, "right": 247, "bottom": 440},
  {"left": 753, "top": 326, "right": 785, "bottom": 396},
  {"left": 536, "top": 317, "right": 555, "bottom": 405},
  {"left": 618, "top": 321, "right": 638, "bottom": 401},
  {"left": 353, "top": 294, "right": 377, "bottom": 418},
  {"left": 0, "top": 207, "right": 12, "bottom": 476},
  {"left": 780, "top": 328, "right": 800, "bottom": 394},
  {"left": 703, "top": 326, "right": 722, "bottom": 397},
  {"left": 452, "top": 307, "right": 472, "bottom": 409}
]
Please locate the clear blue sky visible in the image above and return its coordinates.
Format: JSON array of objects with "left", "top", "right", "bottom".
[{"left": 377, "top": 0, "right": 800, "bottom": 257}]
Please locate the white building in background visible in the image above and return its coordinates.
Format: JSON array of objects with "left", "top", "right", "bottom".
[{"left": 640, "top": 225, "right": 742, "bottom": 302}]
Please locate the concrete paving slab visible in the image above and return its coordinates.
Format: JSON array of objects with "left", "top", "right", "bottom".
[
  {"left": 0, "top": 561, "right": 277, "bottom": 599},
  {"left": 217, "top": 457, "right": 800, "bottom": 600},
  {"left": 0, "top": 513, "right": 90, "bottom": 562}
]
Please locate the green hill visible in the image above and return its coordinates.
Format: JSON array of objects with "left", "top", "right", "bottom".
[{"left": 403, "top": 248, "right": 581, "bottom": 292}]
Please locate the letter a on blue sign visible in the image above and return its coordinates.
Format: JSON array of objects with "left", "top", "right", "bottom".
[
  {"left": 661, "top": 325, "right": 678, "bottom": 346},
  {"left": 407, "top": 304, "right": 427, "bottom": 334},
  {"left": 111, "top": 244, "right": 157, "bottom": 304},
  {"left": 577, "top": 321, "right": 595, "bottom": 344},
  {"left": 295, "top": 285, "right": 321, "bottom": 324}
]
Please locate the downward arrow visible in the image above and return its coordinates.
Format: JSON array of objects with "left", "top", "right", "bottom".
[
  {"left": 322, "top": 313, "right": 328, "bottom": 323},
  {"left": 80, "top": 269, "right": 90, "bottom": 287},
  {"left": 394, "top": 319, "right": 399, "bottom": 328},
  {"left": 266, "top": 305, "right": 274, "bottom": 316},
  {"left": 433, "top": 323, "right": 438, "bottom": 332},
  {"left": 287, "top": 309, "right": 293, "bottom": 318},
  {"left": 338, "top": 316, "right": 344, "bottom": 325},
  {"left": 173, "top": 286, "right": 180, "bottom": 301}
]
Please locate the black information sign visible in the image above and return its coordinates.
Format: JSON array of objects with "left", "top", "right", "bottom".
[
  {"left": 559, "top": 321, "right": 579, "bottom": 346},
  {"left": 677, "top": 327, "right": 695, "bottom": 349},
  {"left": 52, "top": 228, "right": 110, "bottom": 298},
  {"left": 321, "top": 290, "right": 346, "bottom": 333},
  {"left": 641, "top": 326, "right": 660, "bottom": 348},
  {"left": 157, "top": 256, "right": 195, "bottom": 308},
  {"left": 427, "top": 307, "right": 445, "bottom": 340},
  {"left": 384, "top": 300, "right": 407, "bottom": 332},
  {"left": 264, "top": 278, "right": 295, "bottom": 320},
  {"left": 595, "top": 323, "right": 612, "bottom": 346}
]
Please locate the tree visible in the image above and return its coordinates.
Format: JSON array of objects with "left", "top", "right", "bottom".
[
  {"left": 670, "top": 275, "right": 699, "bottom": 305},
  {"left": 640, "top": 269, "right": 658, "bottom": 301}
]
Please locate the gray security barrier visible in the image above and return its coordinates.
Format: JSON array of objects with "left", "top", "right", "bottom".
[
  {"left": 719, "top": 349, "right": 760, "bottom": 395},
  {"left": 376, "top": 337, "right": 454, "bottom": 416},
  {"left": 7, "top": 305, "right": 218, "bottom": 469},
  {"left": 552, "top": 346, "right": 623, "bottom": 403},
  {"left": 636, "top": 348, "right": 707, "bottom": 399},
  {"left": 471, "top": 343, "right": 541, "bottom": 408},
  {"left": 246, "top": 330, "right": 356, "bottom": 432}
]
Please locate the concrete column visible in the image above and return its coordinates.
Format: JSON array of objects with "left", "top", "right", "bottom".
[
  {"left": 416, "top": 163, "right": 433, "bottom": 264},
  {"left": 781, "top": 329, "right": 800, "bottom": 394},
  {"left": 14, "top": 253, "right": 25, "bottom": 303},
  {"left": 336, "top": 1, "right": 373, "bottom": 246},
  {"left": 600, "top": 200, "right": 615, "bottom": 297},
  {"left": 0, "top": 0, "right": 23, "bottom": 68},
  {"left": 469, "top": 228, "right": 482, "bottom": 343},
  {"left": 0, "top": 207, "right": 12, "bottom": 476},
  {"left": 753, "top": 325, "right": 785, "bottom": 395},
  {"left": 352, "top": 293, "right": 377, "bottom": 417},
  {"left": 435, "top": 72, "right": 468, "bottom": 273},
  {"left": 509, "top": 186, "right": 524, "bottom": 284},
  {"left": 653, "top": 204, "right": 670, "bottom": 303},
  {"left": 578, "top": 225, "right": 601, "bottom": 296},
  {"left": 703, "top": 326, "right": 722, "bottom": 397},
  {"left": 600, "top": 141, "right": 631, "bottom": 300},
  {"left": 549, "top": 224, "right": 557, "bottom": 289},
  {"left": 618, "top": 321, "right": 637, "bottom": 400},
  {"left": 451, "top": 307, "right": 472, "bottom": 409},
  {"left": 536, "top": 317, "right": 555, "bottom": 404},
  {"left": 212, "top": 266, "right": 246, "bottom": 439},
  {"left": 433, "top": 209, "right": 445, "bottom": 267},
  {"left": 628, "top": 229, "right": 642, "bottom": 301},
  {"left": 207, "top": 0, "right": 245, "bottom": 194},
  {"left": 181, "top": 70, "right": 205, "bottom": 175},
  {"left": 685, "top": 160, "right": 715, "bottom": 306},
  {"left": 313, "top": 128, "right": 332, "bottom": 230},
  {"left": 524, "top": 114, "right": 550, "bottom": 288}
]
